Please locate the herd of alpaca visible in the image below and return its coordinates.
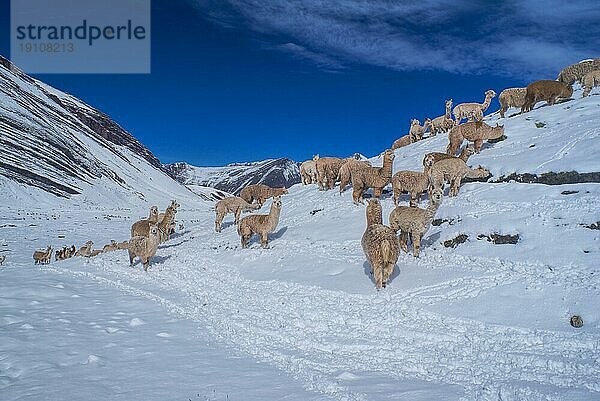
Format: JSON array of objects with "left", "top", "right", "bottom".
[{"left": 25, "top": 59, "right": 599, "bottom": 288}]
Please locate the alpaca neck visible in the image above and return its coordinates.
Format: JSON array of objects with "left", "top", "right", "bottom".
[
  {"left": 367, "top": 210, "right": 383, "bottom": 226},
  {"left": 268, "top": 205, "right": 281, "bottom": 229},
  {"left": 481, "top": 94, "right": 493, "bottom": 111},
  {"left": 380, "top": 156, "right": 393, "bottom": 179},
  {"left": 159, "top": 207, "right": 174, "bottom": 230},
  {"left": 445, "top": 104, "right": 452, "bottom": 119},
  {"left": 458, "top": 150, "right": 471, "bottom": 162}
]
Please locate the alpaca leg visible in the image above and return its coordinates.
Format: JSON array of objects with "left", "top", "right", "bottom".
[
  {"left": 399, "top": 231, "right": 409, "bottom": 253},
  {"left": 260, "top": 233, "right": 269, "bottom": 248},
  {"left": 474, "top": 139, "right": 483, "bottom": 153},
  {"left": 128, "top": 250, "right": 135, "bottom": 267},
  {"left": 451, "top": 177, "right": 462, "bottom": 196},
  {"left": 383, "top": 262, "right": 395, "bottom": 287},
  {"left": 352, "top": 187, "right": 363, "bottom": 205},
  {"left": 215, "top": 212, "right": 224, "bottom": 232},
  {"left": 413, "top": 234, "right": 422, "bottom": 257},
  {"left": 374, "top": 265, "right": 384, "bottom": 289},
  {"left": 234, "top": 209, "right": 242, "bottom": 225},
  {"left": 548, "top": 96, "right": 557, "bottom": 106},
  {"left": 373, "top": 187, "right": 382, "bottom": 199},
  {"left": 393, "top": 188, "right": 399, "bottom": 205},
  {"left": 143, "top": 257, "right": 149, "bottom": 271}
]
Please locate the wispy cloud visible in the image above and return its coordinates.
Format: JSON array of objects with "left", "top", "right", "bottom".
[{"left": 193, "top": 0, "right": 600, "bottom": 78}]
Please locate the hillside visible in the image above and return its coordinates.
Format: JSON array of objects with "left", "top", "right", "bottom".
[
  {"left": 165, "top": 158, "right": 300, "bottom": 195},
  {"left": 2, "top": 81, "right": 599, "bottom": 400}
]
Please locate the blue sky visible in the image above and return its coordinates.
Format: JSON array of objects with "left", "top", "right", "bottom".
[{"left": 1, "top": 0, "right": 599, "bottom": 166}]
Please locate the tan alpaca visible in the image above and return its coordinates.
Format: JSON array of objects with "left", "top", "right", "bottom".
[
  {"left": 429, "top": 99, "right": 455, "bottom": 135},
  {"left": 391, "top": 133, "right": 416, "bottom": 149},
  {"left": 102, "top": 240, "right": 118, "bottom": 252},
  {"left": 498, "top": 88, "right": 527, "bottom": 118},
  {"left": 300, "top": 155, "right": 319, "bottom": 185},
  {"left": 157, "top": 200, "right": 180, "bottom": 229},
  {"left": 237, "top": 196, "right": 282, "bottom": 249},
  {"left": 389, "top": 188, "right": 443, "bottom": 257},
  {"left": 314, "top": 157, "right": 347, "bottom": 191},
  {"left": 429, "top": 158, "right": 490, "bottom": 197},
  {"left": 215, "top": 196, "right": 261, "bottom": 232},
  {"left": 582, "top": 70, "right": 600, "bottom": 97},
  {"left": 128, "top": 224, "right": 160, "bottom": 271},
  {"left": 90, "top": 249, "right": 103, "bottom": 257},
  {"left": 423, "top": 144, "right": 475, "bottom": 171},
  {"left": 0, "top": 255, "right": 5, "bottom": 265},
  {"left": 33, "top": 246, "right": 52, "bottom": 264},
  {"left": 55, "top": 247, "right": 66, "bottom": 261},
  {"left": 338, "top": 159, "right": 371, "bottom": 194},
  {"left": 239, "top": 184, "right": 288, "bottom": 205},
  {"left": 116, "top": 241, "right": 129, "bottom": 250},
  {"left": 391, "top": 171, "right": 431, "bottom": 206},
  {"left": 361, "top": 199, "right": 399, "bottom": 289},
  {"left": 453, "top": 89, "right": 496, "bottom": 124},
  {"left": 147, "top": 206, "right": 159, "bottom": 222},
  {"left": 64, "top": 245, "right": 76, "bottom": 259},
  {"left": 557, "top": 59, "right": 600, "bottom": 85},
  {"left": 351, "top": 150, "right": 395, "bottom": 205},
  {"left": 409, "top": 119, "right": 429, "bottom": 140},
  {"left": 446, "top": 121, "right": 504, "bottom": 155},
  {"left": 75, "top": 241, "right": 93, "bottom": 257},
  {"left": 521, "top": 80, "right": 573, "bottom": 113},
  {"left": 131, "top": 202, "right": 177, "bottom": 243}
]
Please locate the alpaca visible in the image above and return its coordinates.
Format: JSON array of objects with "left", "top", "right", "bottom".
[
  {"left": 409, "top": 119, "right": 430, "bottom": 141},
  {"left": 55, "top": 247, "right": 65, "bottom": 261},
  {"left": 389, "top": 188, "right": 443, "bottom": 257},
  {"left": 237, "top": 196, "right": 282, "bottom": 249},
  {"left": 521, "top": 80, "right": 573, "bottom": 113},
  {"left": 446, "top": 121, "right": 504, "bottom": 155},
  {"left": 0, "top": 255, "right": 5, "bottom": 265},
  {"left": 33, "top": 246, "right": 52, "bottom": 264},
  {"left": 391, "top": 170, "right": 431, "bottom": 206},
  {"left": 338, "top": 159, "right": 371, "bottom": 194},
  {"left": 391, "top": 132, "right": 416, "bottom": 149},
  {"left": 498, "top": 88, "right": 527, "bottom": 118},
  {"left": 300, "top": 155, "right": 319, "bottom": 185},
  {"left": 351, "top": 150, "right": 395, "bottom": 205},
  {"left": 75, "top": 241, "right": 93, "bottom": 257},
  {"left": 361, "top": 198, "right": 399, "bottom": 289},
  {"left": 90, "top": 249, "right": 103, "bottom": 257},
  {"left": 315, "top": 157, "right": 347, "bottom": 191},
  {"left": 215, "top": 196, "right": 261, "bottom": 232},
  {"left": 453, "top": 90, "right": 496, "bottom": 124},
  {"left": 116, "top": 241, "right": 129, "bottom": 250},
  {"left": 423, "top": 144, "right": 475, "bottom": 171},
  {"left": 64, "top": 245, "right": 76, "bottom": 259},
  {"left": 557, "top": 59, "right": 600, "bottom": 85},
  {"left": 128, "top": 224, "right": 160, "bottom": 271},
  {"left": 239, "top": 184, "right": 289, "bottom": 205},
  {"left": 429, "top": 99, "right": 455, "bottom": 135},
  {"left": 157, "top": 200, "right": 180, "bottom": 228},
  {"left": 429, "top": 158, "right": 490, "bottom": 197},
  {"left": 131, "top": 201, "right": 178, "bottom": 243},
  {"left": 582, "top": 70, "right": 600, "bottom": 97},
  {"left": 147, "top": 206, "right": 159, "bottom": 222},
  {"left": 102, "top": 240, "right": 119, "bottom": 252}
]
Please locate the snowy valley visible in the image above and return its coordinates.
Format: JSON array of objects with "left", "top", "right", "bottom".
[{"left": 1, "top": 57, "right": 600, "bottom": 401}]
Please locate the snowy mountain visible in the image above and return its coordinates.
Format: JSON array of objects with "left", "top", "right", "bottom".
[
  {"left": 2, "top": 74, "right": 600, "bottom": 400},
  {"left": 165, "top": 158, "right": 301, "bottom": 195},
  {"left": 0, "top": 55, "right": 217, "bottom": 208}
]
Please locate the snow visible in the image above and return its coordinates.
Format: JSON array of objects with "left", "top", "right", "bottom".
[{"left": 2, "top": 88, "right": 600, "bottom": 400}]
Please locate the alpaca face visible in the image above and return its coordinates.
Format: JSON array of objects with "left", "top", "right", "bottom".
[
  {"left": 445, "top": 99, "right": 452, "bottom": 108},
  {"left": 465, "top": 145, "right": 476, "bottom": 156},
  {"left": 423, "top": 154, "right": 435, "bottom": 167},
  {"left": 272, "top": 196, "right": 282, "bottom": 209},
  {"left": 313, "top": 154, "right": 319, "bottom": 161},
  {"left": 486, "top": 90, "right": 497, "bottom": 98},
  {"left": 150, "top": 206, "right": 158, "bottom": 214},
  {"left": 410, "top": 119, "right": 419, "bottom": 126},
  {"left": 431, "top": 188, "right": 443, "bottom": 203}
]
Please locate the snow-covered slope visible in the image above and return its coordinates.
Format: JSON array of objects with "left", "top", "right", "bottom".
[
  {"left": 1, "top": 86, "right": 599, "bottom": 400},
  {"left": 0, "top": 55, "right": 209, "bottom": 209},
  {"left": 165, "top": 158, "right": 300, "bottom": 194}
]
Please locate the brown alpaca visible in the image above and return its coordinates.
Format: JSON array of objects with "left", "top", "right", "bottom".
[
  {"left": 453, "top": 90, "right": 496, "bottom": 124},
  {"left": 55, "top": 247, "right": 67, "bottom": 261},
  {"left": 498, "top": 87, "right": 527, "bottom": 118},
  {"left": 237, "top": 196, "right": 282, "bottom": 249},
  {"left": 315, "top": 157, "right": 347, "bottom": 191},
  {"left": 361, "top": 199, "right": 399, "bottom": 289},
  {"left": 131, "top": 202, "right": 177, "bottom": 243},
  {"left": 389, "top": 188, "right": 443, "bottom": 257},
  {"left": 338, "top": 159, "right": 371, "bottom": 194},
  {"left": 557, "top": 59, "right": 600, "bottom": 85},
  {"left": 429, "top": 99, "right": 455, "bottom": 135},
  {"left": 351, "top": 150, "right": 395, "bottom": 205},
  {"left": 521, "top": 80, "right": 573, "bottom": 113},
  {"left": 423, "top": 144, "right": 475, "bottom": 171},
  {"left": 429, "top": 158, "right": 490, "bottom": 197},
  {"left": 409, "top": 119, "right": 429, "bottom": 140},
  {"left": 75, "top": 241, "right": 93, "bottom": 257},
  {"left": 33, "top": 246, "right": 52, "bottom": 264},
  {"left": 391, "top": 133, "right": 416, "bottom": 149},
  {"left": 239, "top": 184, "right": 288, "bottom": 206},
  {"left": 157, "top": 200, "right": 180, "bottom": 232},
  {"left": 128, "top": 224, "right": 160, "bottom": 271},
  {"left": 215, "top": 196, "right": 261, "bottom": 232},
  {"left": 446, "top": 121, "right": 504, "bottom": 155},
  {"left": 102, "top": 240, "right": 119, "bottom": 252},
  {"left": 391, "top": 170, "right": 431, "bottom": 206}
]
